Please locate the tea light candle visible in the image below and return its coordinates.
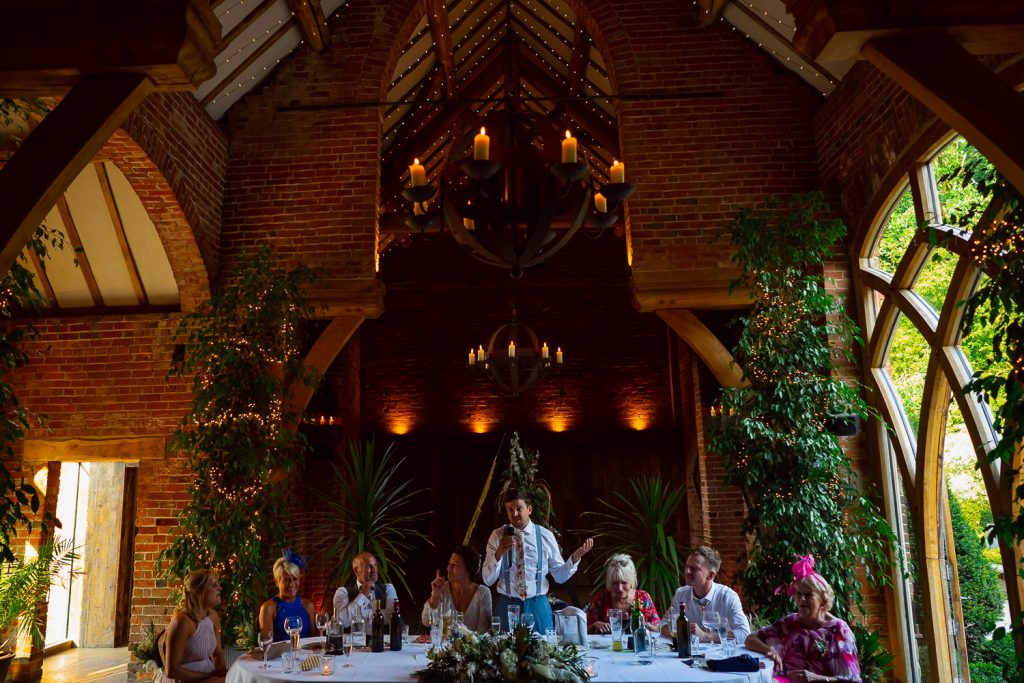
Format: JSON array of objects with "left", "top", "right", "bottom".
[
  {"left": 409, "top": 158, "right": 426, "bottom": 187},
  {"left": 561, "top": 130, "right": 577, "bottom": 163},
  {"left": 473, "top": 127, "right": 490, "bottom": 161},
  {"left": 610, "top": 159, "right": 625, "bottom": 183},
  {"left": 594, "top": 192, "right": 607, "bottom": 213}
]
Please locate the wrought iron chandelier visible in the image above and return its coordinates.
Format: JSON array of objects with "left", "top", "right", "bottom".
[
  {"left": 467, "top": 313, "right": 563, "bottom": 396},
  {"left": 402, "top": 106, "right": 634, "bottom": 279}
]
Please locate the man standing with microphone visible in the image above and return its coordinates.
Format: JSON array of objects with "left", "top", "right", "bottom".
[{"left": 482, "top": 489, "right": 594, "bottom": 634}]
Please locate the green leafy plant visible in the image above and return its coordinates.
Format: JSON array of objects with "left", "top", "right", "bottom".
[
  {"left": 128, "top": 621, "right": 161, "bottom": 667},
  {"left": 948, "top": 489, "right": 1003, "bottom": 654},
  {"left": 160, "top": 244, "right": 321, "bottom": 647},
  {"left": 0, "top": 539, "right": 77, "bottom": 654},
  {"left": 581, "top": 475, "right": 684, "bottom": 610},
  {"left": 709, "top": 192, "right": 898, "bottom": 622},
  {"left": 413, "top": 625, "right": 587, "bottom": 682},
  {"left": 317, "top": 439, "right": 430, "bottom": 599},
  {"left": 495, "top": 432, "right": 554, "bottom": 527},
  {"left": 0, "top": 98, "right": 61, "bottom": 565},
  {"left": 850, "top": 623, "right": 894, "bottom": 683}
]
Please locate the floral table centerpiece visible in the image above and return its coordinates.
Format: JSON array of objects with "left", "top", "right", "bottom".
[{"left": 414, "top": 625, "right": 588, "bottom": 682}]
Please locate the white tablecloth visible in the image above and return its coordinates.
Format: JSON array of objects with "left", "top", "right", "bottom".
[{"left": 227, "top": 636, "right": 773, "bottom": 683}]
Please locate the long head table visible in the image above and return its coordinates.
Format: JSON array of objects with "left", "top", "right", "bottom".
[{"left": 227, "top": 636, "right": 774, "bottom": 683}]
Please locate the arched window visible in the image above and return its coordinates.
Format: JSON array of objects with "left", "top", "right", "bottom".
[{"left": 854, "top": 135, "right": 1009, "bottom": 682}]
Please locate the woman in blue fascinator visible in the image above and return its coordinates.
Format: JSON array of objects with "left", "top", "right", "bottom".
[{"left": 258, "top": 548, "right": 315, "bottom": 642}]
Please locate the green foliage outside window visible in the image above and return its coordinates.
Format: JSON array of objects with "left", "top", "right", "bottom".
[
  {"left": 710, "top": 192, "right": 898, "bottom": 623},
  {"left": 160, "top": 244, "right": 321, "bottom": 647}
]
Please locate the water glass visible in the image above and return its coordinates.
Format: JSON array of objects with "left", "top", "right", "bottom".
[
  {"left": 723, "top": 636, "right": 737, "bottom": 657},
  {"left": 702, "top": 611, "right": 720, "bottom": 652},
  {"left": 491, "top": 617, "right": 502, "bottom": 635},
  {"left": 544, "top": 627, "right": 557, "bottom": 645},
  {"left": 281, "top": 650, "right": 296, "bottom": 673},
  {"left": 635, "top": 632, "right": 655, "bottom": 664},
  {"left": 430, "top": 618, "right": 443, "bottom": 651},
  {"left": 522, "top": 613, "right": 536, "bottom": 632},
  {"left": 402, "top": 624, "right": 411, "bottom": 644},
  {"left": 507, "top": 605, "right": 521, "bottom": 632},
  {"left": 608, "top": 608, "right": 623, "bottom": 651},
  {"left": 690, "top": 633, "right": 701, "bottom": 658}
]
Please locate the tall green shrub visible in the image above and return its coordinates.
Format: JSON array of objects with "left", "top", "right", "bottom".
[
  {"left": 160, "top": 245, "right": 320, "bottom": 646},
  {"left": 948, "top": 489, "right": 1003, "bottom": 653},
  {"left": 710, "top": 192, "right": 897, "bottom": 621}
]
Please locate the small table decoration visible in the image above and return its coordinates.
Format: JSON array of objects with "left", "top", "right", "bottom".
[{"left": 413, "top": 624, "right": 588, "bottom": 682}]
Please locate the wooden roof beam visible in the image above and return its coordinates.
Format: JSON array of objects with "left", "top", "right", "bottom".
[
  {"left": 863, "top": 35, "right": 1024, "bottom": 196},
  {"left": 783, "top": 0, "right": 1024, "bottom": 62},
  {"left": 287, "top": 0, "right": 330, "bottom": 52},
  {"left": 0, "top": 0, "right": 219, "bottom": 96},
  {"left": 696, "top": 0, "right": 728, "bottom": 27},
  {"left": 424, "top": 0, "right": 457, "bottom": 98},
  {"left": 566, "top": 21, "right": 590, "bottom": 97}
]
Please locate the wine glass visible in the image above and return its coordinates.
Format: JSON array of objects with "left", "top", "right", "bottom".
[
  {"left": 522, "top": 613, "right": 536, "bottom": 632},
  {"left": 284, "top": 616, "right": 302, "bottom": 652},
  {"left": 257, "top": 631, "right": 273, "bottom": 670},
  {"left": 315, "top": 611, "right": 329, "bottom": 649},
  {"left": 702, "top": 611, "right": 720, "bottom": 653}
]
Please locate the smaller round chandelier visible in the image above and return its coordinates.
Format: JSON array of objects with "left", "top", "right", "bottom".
[
  {"left": 402, "top": 106, "right": 634, "bottom": 278},
  {"left": 467, "top": 316, "right": 563, "bottom": 396}
]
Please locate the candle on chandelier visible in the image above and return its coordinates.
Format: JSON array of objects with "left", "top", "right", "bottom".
[
  {"left": 414, "top": 202, "right": 425, "bottom": 216},
  {"left": 478, "top": 345, "right": 486, "bottom": 362},
  {"left": 469, "top": 348, "right": 476, "bottom": 365},
  {"left": 409, "top": 158, "right": 426, "bottom": 187},
  {"left": 610, "top": 159, "right": 625, "bottom": 183},
  {"left": 556, "top": 347, "right": 564, "bottom": 364},
  {"left": 561, "top": 130, "right": 577, "bottom": 163},
  {"left": 594, "top": 192, "right": 607, "bottom": 213},
  {"left": 463, "top": 217, "right": 475, "bottom": 230},
  {"left": 508, "top": 339, "right": 516, "bottom": 358},
  {"left": 474, "top": 127, "right": 490, "bottom": 161},
  {"left": 542, "top": 342, "right": 549, "bottom": 359}
]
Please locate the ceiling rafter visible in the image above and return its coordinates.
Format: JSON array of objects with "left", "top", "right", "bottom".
[
  {"left": 566, "top": 21, "right": 589, "bottom": 96},
  {"left": 455, "top": 2, "right": 509, "bottom": 83},
  {"left": 696, "top": 0, "right": 728, "bottom": 27},
  {"left": 731, "top": 0, "right": 838, "bottom": 84},
  {"left": 200, "top": 17, "right": 296, "bottom": 108},
  {"left": 95, "top": 162, "right": 147, "bottom": 305},
  {"left": 56, "top": 195, "right": 104, "bottom": 307},
  {"left": 25, "top": 248, "right": 56, "bottom": 307},
  {"left": 287, "top": 0, "right": 330, "bottom": 51},
  {"left": 216, "top": 0, "right": 278, "bottom": 52},
  {"left": 425, "top": 0, "right": 457, "bottom": 97}
]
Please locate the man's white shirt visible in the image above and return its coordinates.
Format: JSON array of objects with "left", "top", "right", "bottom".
[
  {"left": 481, "top": 521, "right": 579, "bottom": 597},
  {"left": 332, "top": 580, "right": 398, "bottom": 633},
  {"left": 669, "top": 582, "right": 751, "bottom": 642}
]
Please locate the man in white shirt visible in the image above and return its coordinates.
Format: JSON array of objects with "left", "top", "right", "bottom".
[
  {"left": 482, "top": 489, "right": 594, "bottom": 634},
  {"left": 665, "top": 546, "right": 750, "bottom": 644},
  {"left": 332, "top": 551, "right": 398, "bottom": 635}
]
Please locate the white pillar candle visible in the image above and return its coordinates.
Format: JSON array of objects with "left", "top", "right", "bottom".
[
  {"left": 542, "top": 342, "right": 549, "bottom": 359},
  {"left": 556, "top": 347, "right": 563, "bottom": 364},
  {"left": 469, "top": 349, "right": 476, "bottom": 365},
  {"left": 561, "top": 130, "right": 577, "bottom": 163},
  {"left": 508, "top": 339, "right": 516, "bottom": 358},
  {"left": 409, "top": 158, "right": 426, "bottom": 187},
  {"left": 473, "top": 127, "right": 490, "bottom": 161},
  {"left": 610, "top": 160, "right": 625, "bottom": 183},
  {"left": 594, "top": 193, "right": 607, "bottom": 213}
]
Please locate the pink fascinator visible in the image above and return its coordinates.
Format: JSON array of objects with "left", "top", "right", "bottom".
[{"left": 774, "top": 554, "right": 827, "bottom": 597}]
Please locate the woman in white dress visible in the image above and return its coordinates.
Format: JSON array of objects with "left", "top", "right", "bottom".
[{"left": 422, "top": 545, "right": 493, "bottom": 633}]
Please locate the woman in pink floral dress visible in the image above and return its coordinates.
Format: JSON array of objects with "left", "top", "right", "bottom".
[{"left": 745, "top": 556, "right": 861, "bottom": 683}]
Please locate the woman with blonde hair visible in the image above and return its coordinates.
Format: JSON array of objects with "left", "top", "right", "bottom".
[
  {"left": 585, "top": 553, "right": 660, "bottom": 634},
  {"left": 163, "top": 569, "right": 227, "bottom": 683},
  {"left": 258, "top": 548, "right": 314, "bottom": 642}
]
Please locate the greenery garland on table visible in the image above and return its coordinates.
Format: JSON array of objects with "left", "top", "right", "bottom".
[
  {"left": 413, "top": 626, "right": 587, "bottom": 682},
  {"left": 709, "top": 192, "right": 898, "bottom": 622}
]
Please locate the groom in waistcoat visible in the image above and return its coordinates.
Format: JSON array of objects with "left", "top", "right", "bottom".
[
  {"left": 482, "top": 489, "right": 594, "bottom": 633},
  {"left": 333, "top": 551, "right": 397, "bottom": 635}
]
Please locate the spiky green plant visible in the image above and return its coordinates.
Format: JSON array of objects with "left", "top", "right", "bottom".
[
  {"left": 0, "top": 539, "right": 77, "bottom": 653},
  {"left": 581, "top": 475, "right": 684, "bottom": 610},
  {"left": 318, "top": 440, "right": 431, "bottom": 599}
]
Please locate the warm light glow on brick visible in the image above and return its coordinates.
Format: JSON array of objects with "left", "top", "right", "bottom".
[
  {"left": 390, "top": 419, "right": 411, "bottom": 435},
  {"left": 547, "top": 417, "right": 569, "bottom": 432},
  {"left": 470, "top": 420, "right": 491, "bottom": 434},
  {"left": 629, "top": 415, "right": 649, "bottom": 431}
]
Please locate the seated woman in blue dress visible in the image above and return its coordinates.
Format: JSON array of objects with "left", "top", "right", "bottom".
[{"left": 258, "top": 549, "right": 315, "bottom": 642}]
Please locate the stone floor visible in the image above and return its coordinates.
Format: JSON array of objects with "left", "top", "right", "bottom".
[{"left": 40, "top": 647, "right": 129, "bottom": 683}]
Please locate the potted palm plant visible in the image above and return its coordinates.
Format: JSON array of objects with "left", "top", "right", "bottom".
[{"left": 0, "top": 539, "right": 77, "bottom": 679}]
